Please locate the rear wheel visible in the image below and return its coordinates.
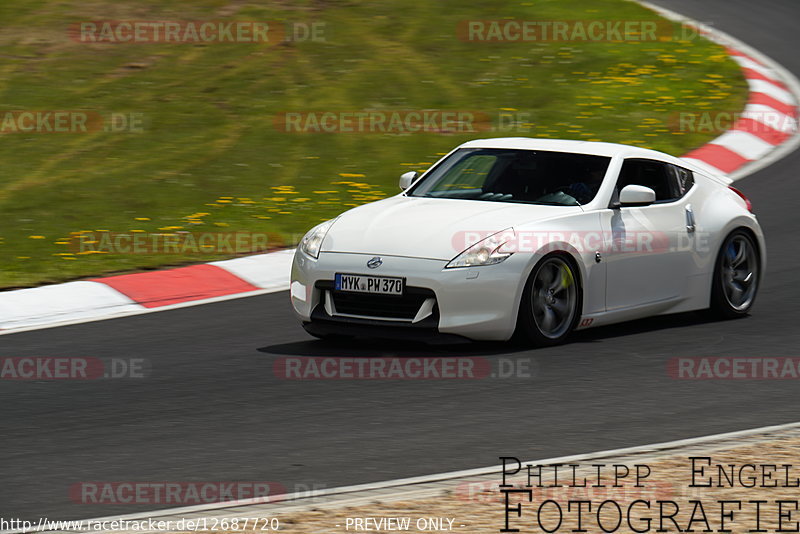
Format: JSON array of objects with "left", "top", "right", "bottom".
[
  {"left": 709, "top": 229, "right": 760, "bottom": 318},
  {"left": 517, "top": 255, "right": 581, "bottom": 346}
]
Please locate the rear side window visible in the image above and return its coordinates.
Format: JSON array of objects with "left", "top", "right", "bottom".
[{"left": 670, "top": 165, "right": 695, "bottom": 196}]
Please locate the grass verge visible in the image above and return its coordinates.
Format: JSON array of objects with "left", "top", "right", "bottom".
[{"left": 0, "top": 0, "right": 747, "bottom": 288}]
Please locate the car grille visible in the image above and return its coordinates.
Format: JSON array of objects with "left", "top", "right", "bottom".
[{"left": 315, "top": 281, "right": 436, "bottom": 321}]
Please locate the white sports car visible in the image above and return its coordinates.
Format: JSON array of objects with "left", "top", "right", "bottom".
[{"left": 290, "top": 138, "right": 764, "bottom": 345}]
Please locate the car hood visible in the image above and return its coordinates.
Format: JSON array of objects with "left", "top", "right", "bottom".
[{"left": 321, "top": 195, "right": 583, "bottom": 260}]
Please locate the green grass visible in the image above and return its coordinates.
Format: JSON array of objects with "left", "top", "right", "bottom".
[{"left": 0, "top": 0, "right": 747, "bottom": 288}]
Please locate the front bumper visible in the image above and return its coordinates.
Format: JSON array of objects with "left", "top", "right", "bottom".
[
  {"left": 302, "top": 310, "right": 469, "bottom": 344},
  {"left": 290, "top": 250, "right": 528, "bottom": 341}
]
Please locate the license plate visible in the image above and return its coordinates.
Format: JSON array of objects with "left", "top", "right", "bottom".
[{"left": 334, "top": 273, "right": 404, "bottom": 295}]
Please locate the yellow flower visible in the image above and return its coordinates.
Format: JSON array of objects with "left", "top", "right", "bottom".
[
  {"left": 28, "top": 235, "right": 45, "bottom": 239},
  {"left": 134, "top": 217, "right": 150, "bottom": 221},
  {"left": 338, "top": 173, "right": 366, "bottom": 178}
]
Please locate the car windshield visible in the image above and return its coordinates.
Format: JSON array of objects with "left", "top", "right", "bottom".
[{"left": 408, "top": 148, "right": 610, "bottom": 206}]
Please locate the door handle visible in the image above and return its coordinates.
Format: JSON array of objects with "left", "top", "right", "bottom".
[{"left": 685, "top": 204, "right": 696, "bottom": 233}]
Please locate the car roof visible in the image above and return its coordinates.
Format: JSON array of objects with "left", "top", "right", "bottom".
[{"left": 458, "top": 137, "right": 687, "bottom": 166}]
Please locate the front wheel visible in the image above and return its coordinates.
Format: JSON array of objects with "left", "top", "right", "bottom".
[
  {"left": 516, "top": 255, "right": 581, "bottom": 346},
  {"left": 709, "top": 229, "right": 760, "bottom": 318}
]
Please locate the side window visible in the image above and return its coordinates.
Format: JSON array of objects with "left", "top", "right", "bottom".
[
  {"left": 617, "top": 159, "right": 679, "bottom": 202},
  {"left": 670, "top": 165, "right": 695, "bottom": 197}
]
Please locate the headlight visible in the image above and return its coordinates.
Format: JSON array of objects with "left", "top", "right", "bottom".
[
  {"left": 299, "top": 219, "right": 336, "bottom": 259},
  {"left": 445, "top": 228, "right": 514, "bottom": 269}
]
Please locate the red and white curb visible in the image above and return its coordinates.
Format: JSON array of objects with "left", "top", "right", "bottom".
[
  {"left": 683, "top": 53, "right": 798, "bottom": 175},
  {"left": 644, "top": 0, "right": 800, "bottom": 179},
  {"left": 0, "top": 250, "right": 296, "bottom": 333},
  {"left": 1, "top": 4, "right": 799, "bottom": 335}
]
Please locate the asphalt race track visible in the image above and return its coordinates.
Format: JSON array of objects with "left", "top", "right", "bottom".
[{"left": 2, "top": 0, "right": 799, "bottom": 522}]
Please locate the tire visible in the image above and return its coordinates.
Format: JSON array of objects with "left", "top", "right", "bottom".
[
  {"left": 709, "top": 229, "right": 760, "bottom": 318},
  {"left": 516, "top": 254, "right": 581, "bottom": 346}
]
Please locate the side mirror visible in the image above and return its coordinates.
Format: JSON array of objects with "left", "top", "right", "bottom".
[
  {"left": 619, "top": 184, "right": 656, "bottom": 207},
  {"left": 399, "top": 171, "right": 419, "bottom": 190}
]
